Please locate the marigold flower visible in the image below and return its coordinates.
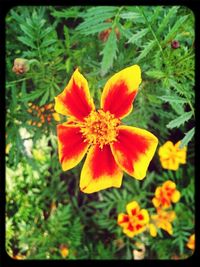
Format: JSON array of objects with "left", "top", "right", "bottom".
[
  {"left": 12, "top": 58, "right": 30, "bottom": 75},
  {"left": 152, "top": 180, "right": 181, "bottom": 209},
  {"left": 59, "top": 244, "right": 69, "bottom": 258},
  {"left": 28, "top": 102, "right": 61, "bottom": 127},
  {"left": 117, "top": 201, "right": 149, "bottom": 238},
  {"left": 158, "top": 141, "right": 187, "bottom": 171},
  {"left": 150, "top": 208, "right": 176, "bottom": 236},
  {"left": 55, "top": 66, "right": 158, "bottom": 193},
  {"left": 187, "top": 234, "right": 195, "bottom": 250}
]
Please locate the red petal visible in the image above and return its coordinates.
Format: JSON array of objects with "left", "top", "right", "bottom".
[
  {"left": 57, "top": 123, "right": 89, "bottom": 171},
  {"left": 101, "top": 65, "right": 142, "bottom": 119},
  {"left": 80, "top": 145, "right": 123, "bottom": 193},
  {"left": 55, "top": 69, "right": 95, "bottom": 121},
  {"left": 111, "top": 126, "right": 158, "bottom": 179}
]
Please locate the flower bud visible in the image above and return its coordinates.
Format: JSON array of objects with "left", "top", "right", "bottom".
[
  {"left": 12, "top": 58, "right": 30, "bottom": 75},
  {"left": 60, "top": 244, "right": 69, "bottom": 258},
  {"left": 171, "top": 40, "right": 180, "bottom": 49}
]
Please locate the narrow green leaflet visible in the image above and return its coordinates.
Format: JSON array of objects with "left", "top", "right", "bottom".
[
  {"left": 163, "top": 15, "right": 189, "bottom": 44},
  {"left": 100, "top": 29, "right": 118, "bottom": 76},
  {"left": 119, "top": 11, "right": 141, "bottom": 20},
  {"left": 166, "top": 111, "right": 193, "bottom": 129},
  {"left": 158, "top": 95, "right": 187, "bottom": 104},
  {"left": 127, "top": 28, "right": 149, "bottom": 45},
  {"left": 146, "top": 70, "right": 166, "bottom": 79},
  {"left": 136, "top": 39, "right": 156, "bottom": 62},
  {"left": 180, "top": 127, "right": 195, "bottom": 148}
]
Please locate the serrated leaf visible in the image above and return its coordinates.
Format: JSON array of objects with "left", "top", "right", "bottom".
[
  {"left": 156, "top": 6, "right": 179, "bottom": 36},
  {"left": 40, "top": 38, "right": 57, "bottom": 48},
  {"left": 136, "top": 40, "right": 156, "bottom": 62},
  {"left": 100, "top": 29, "right": 118, "bottom": 76},
  {"left": 179, "top": 127, "right": 195, "bottom": 148},
  {"left": 77, "top": 13, "right": 114, "bottom": 30},
  {"left": 127, "top": 28, "right": 149, "bottom": 45},
  {"left": 166, "top": 111, "right": 193, "bottom": 129},
  {"left": 158, "top": 95, "right": 187, "bottom": 104},
  {"left": 19, "top": 24, "right": 34, "bottom": 39},
  {"left": 119, "top": 12, "right": 141, "bottom": 20},
  {"left": 146, "top": 70, "right": 166, "bottom": 79},
  {"left": 79, "top": 22, "right": 112, "bottom": 36},
  {"left": 81, "top": 6, "right": 117, "bottom": 17},
  {"left": 163, "top": 15, "right": 188, "bottom": 43},
  {"left": 39, "top": 89, "right": 50, "bottom": 106},
  {"left": 17, "top": 36, "right": 36, "bottom": 49},
  {"left": 20, "top": 90, "right": 45, "bottom": 102}
]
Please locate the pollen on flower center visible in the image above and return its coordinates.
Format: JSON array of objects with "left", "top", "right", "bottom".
[{"left": 80, "top": 110, "right": 120, "bottom": 148}]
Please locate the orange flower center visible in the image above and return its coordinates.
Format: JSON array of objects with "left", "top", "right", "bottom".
[{"left": 80, "top": 110, "right": 120, "bottom": 149}]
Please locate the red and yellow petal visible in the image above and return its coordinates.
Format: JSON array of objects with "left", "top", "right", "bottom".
[
  {"left": 138, "top": 209, "right": 149, "bottom": 224},
  {"left": 126, "top": 201, "right": 140, "bottom": 217},
  {"left": 55, "top": 69, "right": 95, "bottom": 121},
  {"left": 111, "top": 126, "right": 158, "bottom": 180},
  {"left": 101, "top": 65, "right": 142, "bottom": 119},
  {"left": 171, "top": 190, "right": 181, "bottom": 203},
  {"left": 80, "top": 145, "right": 123, "bottom": 193},
  {"left": 57, "top": 123, "right": 89, "bottom": 171},
  {"left": 118, "top": 213, "right": 130, "bottom": 227}
]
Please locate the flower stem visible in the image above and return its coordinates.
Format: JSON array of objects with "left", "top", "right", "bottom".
[{"left": 138, "top": 7, "right": 165, "bottom": 62}]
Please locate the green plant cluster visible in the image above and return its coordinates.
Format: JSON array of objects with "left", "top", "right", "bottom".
[{"left": 6, "top": 6, "right": 195, "bottom": 259}]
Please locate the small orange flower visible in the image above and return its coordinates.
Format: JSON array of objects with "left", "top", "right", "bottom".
[
  {"left": 187, "top": 234, "right": 195, "bottom": 250},
  {"left": 117, "top": 201, "right": 149, "bottom": 238},
  {"left": 28, "top": 102, "right": 60, "bottom": 127},
  {"left": 55, "top": 66, "right": 158, "bottom": 193},
  {"left": 149, "top": 208, "right": 176, "bottom": 236},
  {"left": 59, "top": 244, "right": 69, "bottom": 258},
  {"left": 152, "top": 180, "right": 181, "bottom": 209},
  {"left": 158, "top": 141, "right": 187, "bottom": 170}
]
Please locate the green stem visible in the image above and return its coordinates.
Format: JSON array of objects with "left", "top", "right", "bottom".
[
  {"left": 138, "top": 7, "right": 165, "bottom": 62},
  {"left": 113, "top": 6, "right": 124, "bottom": 28}
]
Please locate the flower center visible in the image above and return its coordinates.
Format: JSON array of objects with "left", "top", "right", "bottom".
[{"left": 80, "top": 110, "right": 120, "bottom": 149}]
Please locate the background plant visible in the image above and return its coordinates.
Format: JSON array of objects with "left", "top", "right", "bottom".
[{"left": 6, "top": 5, "right": 195, "bottom": 259}]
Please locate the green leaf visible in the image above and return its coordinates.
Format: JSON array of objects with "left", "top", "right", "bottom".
[
  {"left": 100, "top": 29, "right": 118, "bottom": 76},
  {"left": 40, "top": 38, "right": 57, "bottom": 48},
  {"left": 158, "top": 95, "right": 187, "bottom": 104},
  {"left": 180, "top": 127, "right": 195, "bottom": 148},
  {"left": 146, "top": 70, "right": 166, "bottom": 79},
  {"left": 163, "top": 15, "right": 188, "bottom": 43},
  {"left": 156, "top": 6, "right": 179, "bottom": 36},
  {"left": 127, "top": 28, "right": 149, "bottom": 45},
  {"left": 17, "top": 36, "right": 37, "bottom": 49},
  {"left": 166, "top": 111, "right": 193, "bottom": 129},
  {"left": 136, "top": 40, "right": 156, "bottom": 62},
  {"left": 39, "top": 89, "right": 49, "bottom": 106},
  {"left": 119, "top": 11, "right": 141, "bottom": 20},
  {"left": 19, "top": 24, "right": 34, "bottom": 39},
  {"left": 81, "top": 6, "right": 117, "bottom": 17},
  {"left": 77, "top": 22, "right": 112, "bottom": 36},
  {"left": 20, "top": 90, "right": 45, "bottom": 102}
]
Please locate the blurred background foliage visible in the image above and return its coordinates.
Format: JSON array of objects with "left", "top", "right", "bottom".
[{"left": 6, "top": 6, "right": 195, "bottom": 259}]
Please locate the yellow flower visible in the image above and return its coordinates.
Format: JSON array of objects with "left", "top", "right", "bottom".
[
  {"left": 60, "top": 244, "right": 69, "bottom": 258},
  {"left": 117, "top": 201, "right": 149, "bottom": 238},
  {"left": 158, "top": 141, "right": 187, "bottom": 170},
  {"left": 187, "top": 234, "right": 195, "bottom": 250},
  {"left": 150, "top": 208, "right": 176, "bottom": 236},
  {"left": 152, "top": 180, "right": 181, "bottom": 209}
]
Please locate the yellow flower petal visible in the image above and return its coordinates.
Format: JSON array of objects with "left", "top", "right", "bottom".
[
  {"left": 149, "top": 223, "right": 157, "bottom": 237},
  {"left": 171, "top": 190, "right": 181, "bottom": 203}
]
